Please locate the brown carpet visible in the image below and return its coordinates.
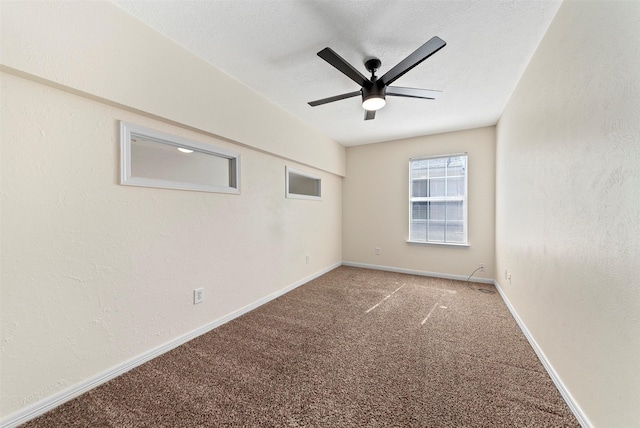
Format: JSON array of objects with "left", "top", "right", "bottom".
[{"left": 23, "top": 266, "right": 579, "bottom": 427}]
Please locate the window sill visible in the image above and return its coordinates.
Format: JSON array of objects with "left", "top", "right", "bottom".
[{"left": 406, "top": 240, "right": 470, "bottom": 248}]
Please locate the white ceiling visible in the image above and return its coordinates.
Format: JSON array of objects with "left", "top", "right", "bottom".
[{"left": 111, "top": 0, "right": 562, "bottom": 147}]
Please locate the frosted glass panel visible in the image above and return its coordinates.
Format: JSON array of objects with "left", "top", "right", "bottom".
[
  {"left": 120, "top": 122, "right": 240, "bottom": 194},
  {"left": 286, "top": 167, "right": 321, "bottom": 200},
  {"left": 289, "top": 173, "right": 320, "bottom": 197},
  {"left": 131, "top": 138, "right": 233, "bottom": 188}
]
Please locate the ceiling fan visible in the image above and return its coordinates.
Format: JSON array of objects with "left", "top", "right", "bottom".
[{"left": 308, "top": 36, "right": 446, "bottom": 120}]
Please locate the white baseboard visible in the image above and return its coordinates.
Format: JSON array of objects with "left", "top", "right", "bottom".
[
  {"left": 0, "top": 262, "right": 341, "bottom": 428},
  {"left": 341, "top": 261, "right": 495, "bottom": 284},
  {"left": 492, "top": 280, "right": 591, "bottom": 428},
  {"left": 1, "top": 262, "right": 590, "bottom": 428}
]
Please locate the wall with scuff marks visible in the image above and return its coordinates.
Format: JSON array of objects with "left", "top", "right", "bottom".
[
  {"left": 0, "top": 0, "right": 343, "bottom": 421},
  {"left": 495, "top": 1, "right": 640, "bottom": 426}
]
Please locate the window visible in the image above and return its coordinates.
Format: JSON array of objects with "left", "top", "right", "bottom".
[
  {"left": 120, "top": 122, "right": 240, "bottom": 194},
  {"left": 286, "top": 166, "right": 321, "bottom": 200},
  {"left": 409, "top": 154, "right": 467, "bottom": 245}
]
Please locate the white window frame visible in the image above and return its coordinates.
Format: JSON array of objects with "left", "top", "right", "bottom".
[
  {"left": 285, "top": 166, "right": 322, "bottom": 200},
  {"left": 408, "top": 153, "right": 468, "bottom": 246},
  {"left": 120, "top": 121, "right": 240, "bottom": 194}
]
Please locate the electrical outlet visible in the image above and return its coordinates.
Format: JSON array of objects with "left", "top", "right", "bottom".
[
  {"left": 504, "top": 269, "right": 508, "bottom": 280},
  {"left": 305, "top": 255, "right": 310, "bottom": 264},
  {"left": 194, "top": 288, "right": 204, "bottom": 304},
  {"left": 479, "top": 263, "right": 485, "bottom": 272},
  {"left": 375, "top": 247, "right": 381, "bottom": 255}
]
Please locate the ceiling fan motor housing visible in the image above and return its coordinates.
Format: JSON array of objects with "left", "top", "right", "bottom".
[{"left": 362, "top": 83, "right": 386, "bottom": 105}]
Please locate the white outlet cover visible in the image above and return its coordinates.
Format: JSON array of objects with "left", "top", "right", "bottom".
[{"left": 194, "top": 288, "right": 204, "bottom": 304}]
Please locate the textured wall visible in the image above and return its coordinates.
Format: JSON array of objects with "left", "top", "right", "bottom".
[
  {"left": 495, "top": 1, "right": 640, "bottom": 426},
  {"left": 0, "top": 71, "right": 343, "bottom": 419},
  {"left": 0, "top": 0, "right": 344, "bottom": 420},
  {"left": 0, "top": 0, "right": 344, "bottom": 176},
  {"left": 343, "top": 127, "right": 496, "bottom": 280}
]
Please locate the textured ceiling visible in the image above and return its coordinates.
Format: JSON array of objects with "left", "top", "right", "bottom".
[{"left": 111, "top": 0, "right": 562, "bottom": 147}]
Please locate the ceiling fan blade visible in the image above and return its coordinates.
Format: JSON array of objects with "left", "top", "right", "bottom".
[
  {"left": 318, "top": 47, "right": 369, "bottom": 87},
  {"left": 308, "top": 90, "right": 361, "bottom": 107},
  {"left": 364, "top": 110, "right": 376, "bottom": 120},
  {"left": 386, "top": 86, "right": 442, "bottom": 99},
  {"left": 379, "top": 36, "right": 446, "bottom": 86}
]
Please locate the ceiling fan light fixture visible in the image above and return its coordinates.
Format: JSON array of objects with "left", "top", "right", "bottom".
[
  {"left": 308, "top": 36, "right": 446, "bottom": 120},
  {"left": 362, "top": 95, "right": 386, "bottom": 111}
]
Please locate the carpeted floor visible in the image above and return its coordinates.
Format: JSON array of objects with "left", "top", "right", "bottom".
[{"left": 23, "top": 266, "right": 579, "bottom": 427}]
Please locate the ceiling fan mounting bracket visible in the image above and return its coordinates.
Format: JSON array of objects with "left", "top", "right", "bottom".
[{"left": 364, "top": 58, "right": 382, "bottom": 75}]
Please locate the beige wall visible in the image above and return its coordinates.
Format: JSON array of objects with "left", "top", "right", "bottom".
[
  {"left": 0, "top": 69, "right": 343, "bottom": 422},
  {"left": 0, "top": 0, "right": 344, "bottom": 177},
  {"left": 0, "top": 1, "right": 343, "bottom": 421},
  {"left": 5, "top": 0, "right": 639, "bottom": 426},
  {"left": 495, "top": 1, "right": 640, "bottom": 426},
  {"left": 343, "top": 127, "right": 496, "bottom": 281}
]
